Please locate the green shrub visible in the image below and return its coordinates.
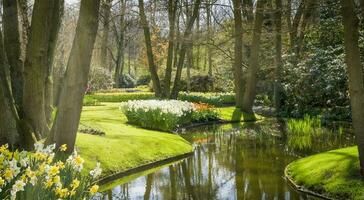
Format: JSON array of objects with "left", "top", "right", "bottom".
[
  {"left": 86, "top": 92, "right": 155, "bottom": 102},
  {"left": 83, "top": 95, "right": 101, "bottom": 106},
  {"left": 178, "top": 92, "right": 235, "bottom": 106},
  {"left": 191, "top": 103, "right": 219, "bottom": 122},
  {"left": 136, "top": 75, "right": 151, "bottom": 86}
]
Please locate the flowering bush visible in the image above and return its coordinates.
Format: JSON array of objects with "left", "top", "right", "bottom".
[
  {"left": 0, "top": 143, "right": 102, "bottom": 200},
  {"left": 191, "top": 103, "right": 219, "bottom": 122},
  {"left": 122, "top": 100, "right": 195, "bottom": 132}
]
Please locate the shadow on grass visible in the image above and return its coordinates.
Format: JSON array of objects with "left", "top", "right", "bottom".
[{"left": 231, "top": 108, "right": 257, "bottom": 122}]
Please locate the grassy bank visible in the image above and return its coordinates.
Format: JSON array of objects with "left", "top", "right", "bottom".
[
  {"left": 286, "top": 146, "right": 364, "bottom": 199},
  {"left": 76, "top": 103, "right": 192, "bottom": 177}
]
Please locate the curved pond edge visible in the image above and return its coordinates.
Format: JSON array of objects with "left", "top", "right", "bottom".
[
  {"left": 96, "top": 152, "right": 194, "bottom": 185},
  {"left": 284, "top": 165, "right": 333, "bottom": 200},
  {"left": 175, "top": 118, "right": 263, "bottom": 133}
]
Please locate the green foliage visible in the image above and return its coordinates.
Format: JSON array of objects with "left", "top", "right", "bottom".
[
  {"left": 178, "top": 92, "right": 235, "bottom": 106},
  {"left": 118, "top": 74, "right": 136, "bottom": 88},
  {"left": 136, "top": 74, "right": 151, "bottom": 86},
  {"left": 87, "top": 67, "right": 114, "bottom": 93},
  {"left": 83, "top": 95, "right": 100, "bottom": 106},
  {"left": 86, "top": 92, "right": 155, "bottom": 102},
  {"left": 191, "top": 104, "right": 219, "bottom": 122}
]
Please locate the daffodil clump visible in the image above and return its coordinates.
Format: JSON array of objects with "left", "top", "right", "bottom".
[{"left": 0, "top": 143, "right": 102, "bottom": 200}]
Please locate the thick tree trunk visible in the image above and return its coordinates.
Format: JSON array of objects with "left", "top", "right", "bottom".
[
  {"left": 23, "top": 0, "right": 55, "bottom": 139},
  {"left": 3, "top": 0, "right": 24, "bottom": 113},
  {"left": 138, "top": 0, "right": 162, "bottom": 97},
  {"left": 340, "top": 0, "right": 364, "bottom": 177},
  {"left": 163, "top": 0, "right": 178, "bottom": 98},
  {"left": 45, "top": 0, "right": 64, "bottom": 125},
  {"left": 114, "top": 0, "right": 126, "bottom": 87},
  {"left": 101, "top": 0, "right": 112, "bottom": 70},
  {"left": 241, "top": 0, "right": 265, "bottom": 114},
  {"left": 274, "top": 0, "right": 283, "bottom": 112},
  {"left": 170, "top": 0, "right": 201, "bottom": 99},
  {"left": 0, "top": 30, "right": 21, "bottom": 147},
  {"left": 50, "top": 0, "right": 100, "bottom": 152},
  {"left": 232, "top": 0, "right": 244, "bottom": 108}
]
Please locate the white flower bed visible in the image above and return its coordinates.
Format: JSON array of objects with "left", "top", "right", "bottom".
[{"left": 125, "top": 100, "right": 196, "bottom": 117}]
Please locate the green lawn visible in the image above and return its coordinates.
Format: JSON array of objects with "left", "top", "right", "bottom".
[
  {"left": 76, "top": 103, "right": 192, "bottom": 177},
  {"left": 217, "top": 106, "right": 261, "bottom": 122},
  {"left": 286, "top": 146, "right": 364, "bottom": 199}
]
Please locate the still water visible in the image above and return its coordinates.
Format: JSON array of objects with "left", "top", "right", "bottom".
[{"left": 95, "top": 120, "right": 354, "bottom": 200}]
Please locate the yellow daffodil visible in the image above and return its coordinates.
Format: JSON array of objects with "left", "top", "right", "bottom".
[
  {"left": 4, "top": 168, "right": 14, "bottom": 180},
  {"left": 74, "top": 156, "right": 84, "bottom": 166},
  {"left": 89, "top": 185, "right": 99, "bottom": 195},
  {"left": 45, "top": 179, "right": 54, "bottom": 188},
  {"left": 49, "top": 165, "right": 60, "bottom": 176},
  {"left": 0, "top": 177, "right": 5, "bottom": 186},
  {"left": 59, "top": 144, "right": 67, "bottom": 152},
  {"left": 71, "top": 179, "right": 80, "bottom": 189}
]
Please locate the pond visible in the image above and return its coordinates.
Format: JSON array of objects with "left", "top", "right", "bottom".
[{"left": 95, "top": 119, "right": 355, "bottom": 200}]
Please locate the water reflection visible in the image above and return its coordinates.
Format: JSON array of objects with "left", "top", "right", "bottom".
[{"left": 96, "top": 120, "right": 355, "bottom": 200}]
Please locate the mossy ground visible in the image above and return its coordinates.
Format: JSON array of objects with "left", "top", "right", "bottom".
[
  {"left": 76, "top": 103, "right": 192, "bottom": 177},
  {"left": 286, "top": 146, "right": 364, "bottom": 199}
]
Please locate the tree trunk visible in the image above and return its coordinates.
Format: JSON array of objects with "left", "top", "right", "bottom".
[
  {"left": 49, "top": 0, "right": 100, "bottom": 152},
  {"left": 163, "top": 0, "right": 178, "bottom": 98},
  {"left": 340, "top": 0, "right": 364, "bottom": 177},
  {"left": 206, "top": 1, "right": 213, "bottom": 77},
  {"left": 170, "top": 0, "right": 201, "bottom": 99},
  {"left": 232, "top": 0, "right": 244, "bottom": 108},
  {"left": 138, "top": 0, "right": 162, "bottom": 97},
  {"left": 0, "top": 29, "right": 21, "bottom": 147},
  {"left": 274, "top": 0, "right": 283, "bottom": 112},
  {"left": 3, "top": 0, "right": 24, "bottom": 113},
  {"left": 101, "top": 0, "right": 112, "bottom": 70},
  {"left": 114, "top": 0, "right": 126, "bottom": 87},
  {"left": 23, "top": 0, "right": 55, "bottom": 139},
  {"left": 360, "top": 0, "right": 364, "bottom": 18},
  {"left": 45, "top": 0, "right": 64, "bottom": 125},
  {"left": 241, "top": 0, "right": 265, "bottom": 114}
]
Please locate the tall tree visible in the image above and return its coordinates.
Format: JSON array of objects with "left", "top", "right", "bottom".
[
  {"left": 138, "top": 0, "right": 162, "bottom": 97},
  {"left": 232, "top": 0, "right": 244, "bottom": 108},
  {"left": 163, "top": 0, "right": 178, "bottom": 97},
  {"left": 206, "top": 0, "right": 213, "bottom": 77},
  {"left": 3, "top": 0, "right": 24, "bottom": 112},
  {"left": 340, "top": 0, "right": 364, "bottom": 176},
  {"left": 241, "top": 0, "right": 265, "bottom": 114},
  {"left": 170, "top": 0, "right": 202, "bottom": 99},
  {"left": 45, "top": 0, "right": 65, "bottom": 125},
  {"left": 50, "top": 0, "right": 101, "bottom": 152},
  {"left": 114, "top": 0, "right": 127, "bottom": 87},
  {"left": 23, "top": 0, "right": 55, "bottom": 139},
  {"left": 101, "top": 0, "right": 112, "bottom": 69},
  {"left": 273, "top": 0, "right": 283, "bottom": 112}
]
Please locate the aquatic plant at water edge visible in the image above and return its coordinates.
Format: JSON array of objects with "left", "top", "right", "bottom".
[
  {"left": 178, "top": 92, "right": 235, "bottom": 106},
  {"left": 0, "top": 143, "right": 102, "bottom": 200}
]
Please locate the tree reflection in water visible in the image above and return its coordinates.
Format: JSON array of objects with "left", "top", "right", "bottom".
[{"left": 98, "top": 119, "right": 354, "bottom": 200}]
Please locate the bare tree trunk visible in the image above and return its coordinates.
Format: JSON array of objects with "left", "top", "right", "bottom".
[
  {"left": 195, "top": 10, "right": 200, "bottom": 69},
  {"left": 206, "top": 1, "right": 213, "bottom": 77},
  {"left": 114, "top": 0, "right": 126, "bottom": 87},
  {"left": 3, "top": 0, "right": 24, "bottom": 112},
  {"left": 138, "top": 0, "right": 162, "bottom": 97},
  {"left": 241, "top": 0, "right": 265, "bottom": 114},
  {"left": 232, "top": 0, "right": 244, "bottom": 108},
  {"left": 290, "top": 0, "right": 304, "bottom": 52},
  {"left": 23, "top": 0, "right": 55, "bottom": 139},
  {"left": 50, "top": 0, "right": 100, "bottom": 152},
  {"left": 101, "top": 0, "right": 112, "bottom": 70},
  {"left": 340, "top": 0, "right": 364, "bottom": 177},
  {"left": 274, "top": 0, "right": 283, "bottom": 112},
  {"left": 170, "top": 0, "right": 201, "bottom": 99},
  {"left": 163, "top": 0, "right": 178, "bottom": 98},
  {"left": 45, "top": 0, "right": 64, "bottom": 125},
  {"left": 0, "top": 29, "right": 21, "bottom": 147}
]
